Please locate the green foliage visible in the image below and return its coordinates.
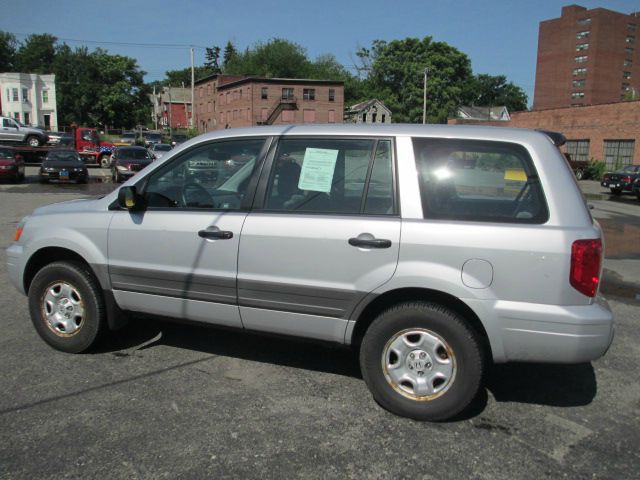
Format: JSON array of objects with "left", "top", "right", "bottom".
[
  {"left": 223, "top": 38, "right": 311, "bottom": 78},
  {"left": 162, "top": 65, "right": 216, "bottom": 86},
  {"left": 14, "top": 34, "right": 57, "bottom": 73},
  {"left": 0, "top": 31, "right": 17, "bottom": 71},
  {"left": 463, "top": 74, "right": 528, "bottom": 112},
  {"left": 364, "top": 37, "right": 473, "bottom": 123},
  {"left": 205, "top": 46, "right": 221, "bottom": 73},
  {"left": 222, "top": 41, "right": 238, "bottom": 67},
  {"left": 585, "top": 159, "right": 607, "bottom": 180}
]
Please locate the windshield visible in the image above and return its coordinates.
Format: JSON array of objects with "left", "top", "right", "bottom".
[
  {"left": 621, "top": 165, "right": 638, "bottom": 173},
  {"left": 118, "top": 148, "right": 150, "bottom": 160},
  {"left": 46, "top": 151, "right": 80, "bottom": 162},
  {"left": 154, "top": 144, "right": 172, "bottom": 151},
  {"left": 0, "top": 148, "right": 14, "bottom": 159}
]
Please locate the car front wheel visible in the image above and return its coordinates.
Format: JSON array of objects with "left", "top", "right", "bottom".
[
  {"left": 28, "top": 261, "right": 106, "bottom": 353},
  {"left": 360, "top": 302, "right": 484, "bottom": 421}
]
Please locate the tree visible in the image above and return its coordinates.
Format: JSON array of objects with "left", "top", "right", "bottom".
[
  {"left": 222, "top": 41, "right": 237, "bottom": 67},
  {"left": 0, "top": 31, "right": 17, "bottom": 71},
  {"left": 224, "top": 38, "right": 311, "bottom": 77},
  {"left": 163, "top": 65, "right": 215, "bottom": 86},
  {"left": 365, "top": 37, "right": 473, "bottom": 123},
  {"left": 204, "top": 45, "right": 221, "bottom": 73},
  {"left": 464, "top": 74, "right": 528, "bottom": 112},
  {"left": 14, "top": 33, "right": 57, "bottom": 73}
]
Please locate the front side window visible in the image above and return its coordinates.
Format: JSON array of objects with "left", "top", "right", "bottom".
[
  {"left": 144, "top": 138, "right": 265, "bottom": 210},
  {"left": 264, "top": 138, "right": 395, "bottom": 215},
  {"left": 413, "top": 138, "right": 548, "bottom": 223}
]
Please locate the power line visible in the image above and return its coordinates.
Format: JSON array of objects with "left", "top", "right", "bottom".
[{"left": 7, "top": 32, "right": 209, "bottom": 50}]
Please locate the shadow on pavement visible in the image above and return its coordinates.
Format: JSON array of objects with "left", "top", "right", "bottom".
[{"left": 99, "top": 316, "right": 598, "bottom": 415}]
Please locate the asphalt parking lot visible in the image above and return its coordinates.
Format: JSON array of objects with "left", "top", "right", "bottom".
[{"left": 0, "top": 170, "right": 638, "bottom": 479}]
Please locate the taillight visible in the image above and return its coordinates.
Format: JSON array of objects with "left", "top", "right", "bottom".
[
  {"left": 570, "top": 239, "right": 602, "bottom": 297},
  {"left": 621, "top": 175, "right": 632, "bottom": 183}
]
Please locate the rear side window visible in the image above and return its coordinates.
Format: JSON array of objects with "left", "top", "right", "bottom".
[{"left": 413, "top": 138, "right": 548, "bottom": 223}]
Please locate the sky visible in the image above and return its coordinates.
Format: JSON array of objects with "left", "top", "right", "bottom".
[{"left": 2, "top": 0, "right": 639, "bottom": 104}]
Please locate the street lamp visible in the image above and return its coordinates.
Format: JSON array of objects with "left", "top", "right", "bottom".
[{"left": 423, "top": 67, "right": 430, "bottom": 124}]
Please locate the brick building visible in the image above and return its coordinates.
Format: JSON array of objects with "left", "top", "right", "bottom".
[
  {"left": 194, "top": 75, "right": 343, "bottom": 132},
  {"left": 150, "top": 87, "right": 192, "bottom": 130},
  {"left": 534, "top": 5, "right": 640, "bottom": 110},
  {"left": 449, "top": 100, "right": 640, "bottom": 167}
]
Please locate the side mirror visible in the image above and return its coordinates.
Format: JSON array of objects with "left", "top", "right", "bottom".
[{"left": 117, "top": 186, "right": 144, "bottom": 210}]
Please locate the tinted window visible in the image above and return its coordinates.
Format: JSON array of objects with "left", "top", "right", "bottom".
[
  {"left": 143, "top": 138, "right": 265, "bottom": 210},
  {"left": 413, "top": 138, "right": 548, "bottom": 223},
  {"left": 117, "top": 148, "right": 150, "bottom": 160},
  {"left": 0, "top": 148, "right": 13, "bottom": 159},
  {"left": 264, "top": 138, "right": 394, "bottom": 215}
]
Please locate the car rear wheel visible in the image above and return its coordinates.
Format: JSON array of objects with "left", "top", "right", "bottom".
[
  {"left": 28, "top": 261, "right": 106, "bottom": 353},
  {"left": 359, "top": 302, "right": 484, "bottom": 421},
  {"left": 575, "top": 169, "right": 584, "bottom": 180},
  {"left": 26, "top": 135, "right": 41, "bottom": 147}
]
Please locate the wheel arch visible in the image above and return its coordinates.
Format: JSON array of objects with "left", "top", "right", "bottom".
[{"left": 349, "top": 287, "right": 492, "bottom": 361}]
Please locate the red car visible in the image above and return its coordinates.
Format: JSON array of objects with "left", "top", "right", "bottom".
[{"left": 0, "top": 145, "right": 25, "bottom": 182}]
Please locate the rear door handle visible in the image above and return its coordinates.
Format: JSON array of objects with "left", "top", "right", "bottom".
[
  {"left": 198, "top": 229, "right": 233, "bottom": 240},
  {"left": 348, "top": 237, "right": 392, "bottom": 249}
]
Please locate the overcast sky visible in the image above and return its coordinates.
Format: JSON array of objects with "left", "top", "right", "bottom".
[{"left": 2, "top": 0, "right": 639, "bottom": 103}]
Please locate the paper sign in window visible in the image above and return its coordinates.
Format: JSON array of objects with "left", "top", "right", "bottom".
[{"left": 298, "top": 148, "right": 339, "bottom": 192}]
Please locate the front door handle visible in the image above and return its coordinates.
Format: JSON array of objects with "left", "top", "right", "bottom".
[
  {"left": 348, "top": 237, "right": 392, "bottom": 249},
  {"left": 198, "top": 229, "right": 233, "bottom": 240}
]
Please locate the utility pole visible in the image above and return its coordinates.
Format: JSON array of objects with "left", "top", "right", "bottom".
[
  {"left": 190, "top": 47, "right": 195, "bottom": 130},
  {"left": 168, "top": 87, "right": 173, "bottom": 139},
  {"left": 423, "top": 67, "right": 430, "bottom": 124}
]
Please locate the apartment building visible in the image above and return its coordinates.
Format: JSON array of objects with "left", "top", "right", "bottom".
[
  {"left": 534, "top": 5, "right": 640, "bottom": 110},
  {"left": 0, "top": 73, "right": 58, "bottom": 130},
  {"left": 194, "top": 75, "right": 344, "bottom": 132}
]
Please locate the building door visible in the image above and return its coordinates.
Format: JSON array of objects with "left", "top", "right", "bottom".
[{"left": 43, "top": 114, "right": 51, "bottom": 129}]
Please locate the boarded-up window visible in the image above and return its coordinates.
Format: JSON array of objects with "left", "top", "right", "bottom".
[
  {"left": 303, "top": 109, "right": 316, "bottom": 123},
  {"left": 261, "top": 108, "right": 269, "bottom": 121},
  {"left": 328, "top": 110, "right": 335, "bottom": 123},
  {"left": 282, "top": 110, "right": 295, "bottom": 122}
]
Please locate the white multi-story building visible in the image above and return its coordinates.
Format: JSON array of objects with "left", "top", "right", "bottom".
[{"left": 0, "top": 73, "right": 58, "bottom": 130}]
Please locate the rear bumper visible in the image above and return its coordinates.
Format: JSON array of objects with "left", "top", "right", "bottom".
[{"left": 467, "top": 296, "right": 614, "bottom": 364}]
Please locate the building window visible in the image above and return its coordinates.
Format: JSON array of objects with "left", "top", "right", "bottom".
[
  {"left": 239, "top": 89, "right": 242, "bottom": 99},
  {"left": 577, "top": 17, "right": 591, "bottom": 26},
  {"left": 603, "top": 140, "right": 635, "bottom": 168},
  {"left": 24, "top": 112, "right": 30, "bottom": 125},
  {"left": 14, "top": 112, "right": 20, "bottom": 121},
  {"left": 261, "top": 87, "right": 268, "bottom": 99},
  {"left": 575, "top": 43, "right": 589, "bottom": 51},
  {"left": 629, "top": 23, "right": 637, "bottom": 32},
  {"left": 12, "top": 88, "right": 18, "bottom": 102},
  {"left": 22, "top": 88, "right": 28, "bottom": 102},
  {"left": 281, "top": 110, "right": 294, "bottom": 122},
  {"left": 575, "top": 55, "right": 588, "bottom": 63},
  {"left": 329, "top": 89, "right": 335, "bottom": 102},
  {"left": 381, "top": 114, "right": 386, "bottom": 123},
  {"left": 303, "top": 109, "right": 316, "bottom": 123},
  {"left": 565, "top": 140, "right": 590, "bottom": 162},
  {"left": 573, "top": 67, "right": 587, "bottom": 76},
  {"left": 328, "top": 109, "right": 335, "bottom": 123},
  {"left": 282, "top": 88, "right": 294, "bottom": 100},
  {"left": 261, "top": 108, "right": 268, "bottom": 121},
  {"left": 626, "top": 36, "right": 635, "bottom": 44},
  {"left": 571, "top": 92, "right": 585, "bottom": 99},
  {"left": 576, "top": 31, "right": 590, "bottom": 39},
  {"left": 624, "top": 59, "right": 633, "bottom": 67},
  {"left": 572, "top": 79, "right": 586, "bottom": 88},
  {"left": 303, "top": 88, "right": 315, "bottom": 101},
  {"left": 5, "top": 88, "right": 9, "bottom": 102},
  {"left": 42, "top": 90, "right": 48, "bottom": 104},
  {"left": 625, "top": 47, "right": 634, "bottom": 55},
  {"left": 362, "top": 113, "right": 367, "bottom": 122},
  {"left": 623, "top": 71, "right": 632, "bottom": 79}
]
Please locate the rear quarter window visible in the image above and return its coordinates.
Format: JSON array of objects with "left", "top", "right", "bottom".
[{"left": 412, "top": 137, "right": 548, "bottom": 223}]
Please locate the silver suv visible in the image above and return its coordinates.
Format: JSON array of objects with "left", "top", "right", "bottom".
[
  {"left": 0, "top": 116, "right": 49, "bottom": 146},
  {"left": 6, "top": 125, "right": 614, "bottom": 421}
]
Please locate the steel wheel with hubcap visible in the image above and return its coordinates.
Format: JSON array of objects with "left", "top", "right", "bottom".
[
  {"left": 28, "top": 261, "right": 106, "bottom": 353},
  {"left": 26, "top": 135, "right": 40, "bottom": 147},
  {"left": 360, "top": 301, "right": 484, "bottom": 421}
]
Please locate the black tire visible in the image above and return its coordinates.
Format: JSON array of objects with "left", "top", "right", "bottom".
[
  {"left": 100, "top": 154, "right": 111, "bottom": 169},
  {"left": 28, "top": 261, "right": 106, "bottom": 353},
  {"left": 26, "top": 135, "right": 41, "bottom": 147},
  {"left": 360, "top": 302, "right": 484, "bottom": 421},
  {"left": 611, "top": 188, "right": 622, "bottom": 195},
  {"left": 575, "top": 169, "right": 584, "bottom": 180}
]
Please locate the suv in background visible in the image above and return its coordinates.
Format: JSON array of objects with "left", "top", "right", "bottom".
[
  {"left": 6, "top": 125, "right": 614, "bottom": 421},
  {"left": 0, "top": 116, "right": 49, "bottom": 146}
]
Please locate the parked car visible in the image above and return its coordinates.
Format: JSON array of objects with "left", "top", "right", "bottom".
[
  {"left": 39, "top": 149, "right": 88, "bottom": 183},
  {"left": 600, "top": 164, "right": 640, "bottom": 194},
  {"left": 0, "top": 116, "right": 49, "bottom": 146},
  {"left": 110, "top": 146, "right": 155, "bottom": 183},
  {"left": 149, "top": 143, "right": 172, "bottom": 159},
  {"left": 6, "top": 125, "right": 614, "bottom": 421},
  {"left": 632, "top": 177, "right": 640, "bottom": 201},
  {"left": 119, "top": 132, "right": 137, "bottom": 145},
  {"left": 46, "top": 132, "right": 67, "bottom": 145},
  {"left": 0, "top": 145, "right": 25, "bottom": 182},
  {"left": 143, "top": 132, "right": 162, "bottom": 147}
]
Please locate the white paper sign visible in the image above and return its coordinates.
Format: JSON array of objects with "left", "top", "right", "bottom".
[{"left": 298, "top": 148, "right": 339, "bottom": 192}]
